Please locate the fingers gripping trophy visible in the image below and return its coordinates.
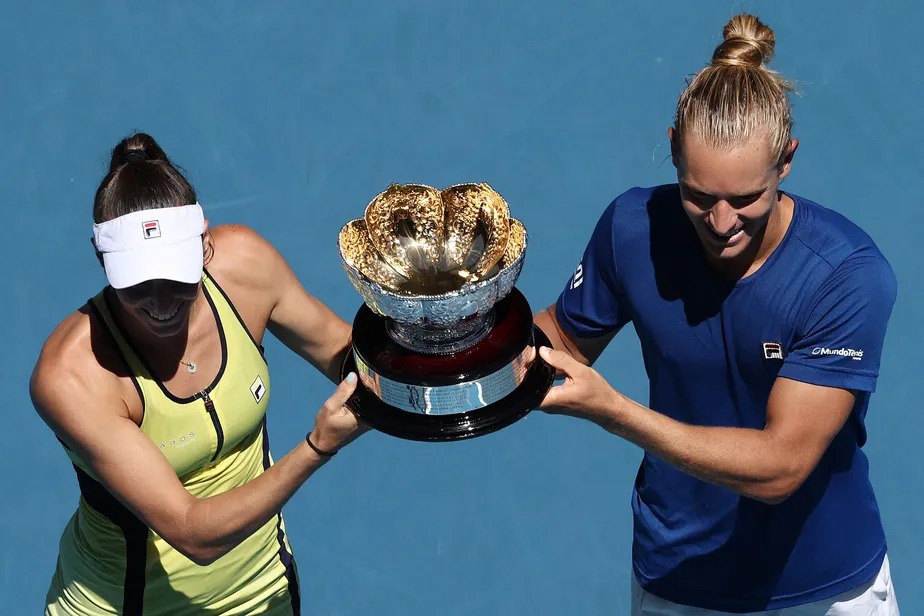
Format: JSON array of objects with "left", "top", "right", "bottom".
[{"left": 338, "top": 183, "right": 555, "bottom": 441}]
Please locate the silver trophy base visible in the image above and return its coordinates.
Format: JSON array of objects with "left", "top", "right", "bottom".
[{"left": 342, "top": 288, "right": 555, "bottom": 441}]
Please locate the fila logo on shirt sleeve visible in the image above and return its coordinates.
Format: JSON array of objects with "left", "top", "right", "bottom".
[
  {"left": 250, "top": 376, "right": 266, "bottom": 402},
  {"left": 570, "top": 263, "right": 584, "bottom": 289}
]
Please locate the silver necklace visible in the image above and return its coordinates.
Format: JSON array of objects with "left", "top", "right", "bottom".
[{"left": 178, "top": 297, "right": 200, "bottom": 374}]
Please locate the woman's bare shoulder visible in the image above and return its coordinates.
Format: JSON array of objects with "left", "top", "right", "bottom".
[
  {"left": 204, "top": 223, "right": 295, "bottom": 309},
  {"left": 31, "top": 303, "right": 135, "bottom": 427}
]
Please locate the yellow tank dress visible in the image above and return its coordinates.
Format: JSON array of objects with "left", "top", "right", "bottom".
[{"left": 46, "top": 271, "right": 301, "bottom": 615}]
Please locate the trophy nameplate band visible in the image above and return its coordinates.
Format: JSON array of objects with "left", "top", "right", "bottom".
[{"left": 354, "top": 345, "right": 531, "bottom": 415}]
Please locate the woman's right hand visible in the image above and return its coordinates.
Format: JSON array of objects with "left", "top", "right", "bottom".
[{"left": 308, "top": 372, "right": 370, "bottom": 454}]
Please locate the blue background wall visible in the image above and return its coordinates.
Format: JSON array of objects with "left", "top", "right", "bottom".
[{"left": 2, "top": 2, "right": 920, "bottom": 613}]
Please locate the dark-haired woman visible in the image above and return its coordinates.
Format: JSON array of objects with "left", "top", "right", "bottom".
[
  {"left": 31, "top": 133, "right": 365, "bottom": 615},
  {"left": 534, "top": 14, "right": 900, "bottom": 614}
]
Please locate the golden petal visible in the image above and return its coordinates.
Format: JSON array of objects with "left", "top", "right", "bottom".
[
  {"left": 338, "top": 219, "right": 408, "bottom": 292},
  {"left": 363, "top": 183, "right": 445, "bottom": 280},
  {"left": 440, "top": 183, "right": 510, "bottom": 281},
  {"left": 502, "top": 218, "right": 526, "bottom": 267}
]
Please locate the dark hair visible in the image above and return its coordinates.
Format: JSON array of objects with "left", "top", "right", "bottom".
[{"left": 92, "top": 133, "right": 197, "bottom": 224}]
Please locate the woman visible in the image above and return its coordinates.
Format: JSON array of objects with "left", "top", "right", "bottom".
[
  {"left": 31, "top": 133, "right": 365, "bottom": 615},
  {"left": 535, "top": 14, "right": 900, "bottom": 614}
]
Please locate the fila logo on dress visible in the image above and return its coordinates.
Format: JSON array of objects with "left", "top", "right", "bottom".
[{"left": 250, "top": 376, "right": 266, "bottom": 403}]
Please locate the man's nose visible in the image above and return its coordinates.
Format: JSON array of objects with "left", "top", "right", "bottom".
[{"left": 708, "top": 201, "right": 738, "bottom": 234}]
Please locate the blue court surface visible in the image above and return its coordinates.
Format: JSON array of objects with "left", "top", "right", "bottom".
[{"left": 2, "top": 2, "right": 921, "bottom": 613}]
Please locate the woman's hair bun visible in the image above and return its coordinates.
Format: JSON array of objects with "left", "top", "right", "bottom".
[{"left": 109, "top": 133, "right": 170, "bottom": 172}]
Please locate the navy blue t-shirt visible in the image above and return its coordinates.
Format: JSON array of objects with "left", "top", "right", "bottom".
[{"left": 555, "top": 184, "right": 897, "bottom": 612}]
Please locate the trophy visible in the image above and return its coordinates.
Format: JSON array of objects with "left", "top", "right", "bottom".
[{"left": 337, "top": 182, "right": 555, "bottom": 442}]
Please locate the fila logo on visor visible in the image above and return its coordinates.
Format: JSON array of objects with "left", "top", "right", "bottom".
[{"left": 142, "top": 220, "right": 161, "bottom": 239}]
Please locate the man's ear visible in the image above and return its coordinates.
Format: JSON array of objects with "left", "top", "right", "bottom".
[
  {"left": 667, "top": 127, "right": 679, "bottom": 168},
  {"left": 778, "top": 138, "right": 799, "bottom": 180}
]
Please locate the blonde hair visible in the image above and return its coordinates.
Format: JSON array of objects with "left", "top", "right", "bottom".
[{"left": 674, "top": 14, "right": 796, "bottom": 165}]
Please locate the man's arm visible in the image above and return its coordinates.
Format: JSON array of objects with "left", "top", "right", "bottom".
[
  {"left": 534, "top": 303, "right": 615, "bottom": 369},
  {"left": 538, "top": 347, "right": 854, "bottom": 504}
]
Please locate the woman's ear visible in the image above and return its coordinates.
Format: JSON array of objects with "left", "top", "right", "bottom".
[
  {"left": 90, "top": 237, "right": 104, "bottom": 267},
  {"left": 202, "top": 226, "right": 215, "bottom": 266}
]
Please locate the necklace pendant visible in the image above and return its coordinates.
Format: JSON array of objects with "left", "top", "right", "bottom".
[{"left": 185, "top": 361, "right": 198, "bottom": 374}]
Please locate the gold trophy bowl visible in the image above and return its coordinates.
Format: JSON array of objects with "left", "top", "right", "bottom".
[{"left": 338, "top": 182, "right": 554, "bottom": 441}]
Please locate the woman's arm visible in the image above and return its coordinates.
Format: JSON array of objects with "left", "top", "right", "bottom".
[
  {"left": 209, "top": 224, "right": 352, "bottom": 384},
  {"left": 31, "top": 321, "right": 360, "bottom": 566}
]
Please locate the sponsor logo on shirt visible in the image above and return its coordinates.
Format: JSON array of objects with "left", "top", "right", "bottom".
[
  {"left": 161, "top": 431, "right": 196, "bottom": 449},
  {"left": 762, "top": 342, "right": 783, "bottom": 360},
  {"left": 812, "top": 347, "right": 864, "bottom": 361},
  {"left": 570, "top": 263, "right": 584, "bottom": 289}
]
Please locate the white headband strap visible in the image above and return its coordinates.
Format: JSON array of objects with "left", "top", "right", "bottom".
[{"left": 93, "top": 203, "right": 205, "bottom": 253}]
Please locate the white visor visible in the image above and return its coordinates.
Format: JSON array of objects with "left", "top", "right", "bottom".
[{"left": 93, "top": 204, "right": 206, "bottom": 289}]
